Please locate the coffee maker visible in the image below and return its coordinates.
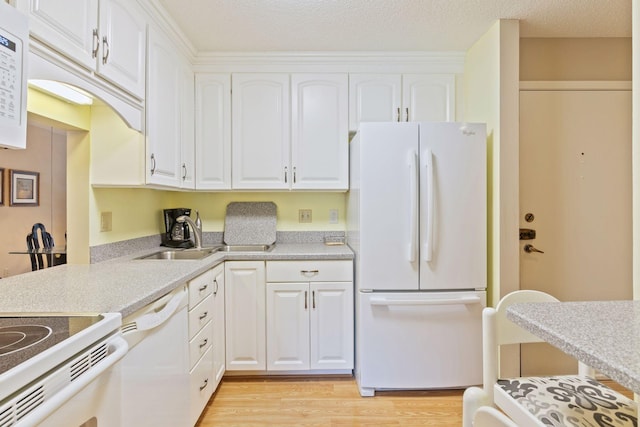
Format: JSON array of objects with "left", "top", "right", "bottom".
[{"left": 162, "top": 208, "right": 194, "bottom": 248}]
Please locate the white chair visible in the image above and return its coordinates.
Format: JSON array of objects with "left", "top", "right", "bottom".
[{"left": 463, "top": 290, "right": 637, "bottom": 427}]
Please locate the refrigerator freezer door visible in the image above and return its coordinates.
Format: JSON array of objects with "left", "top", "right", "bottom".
[
  {"left": 356, "top": 291, "right": 485, "bottom": 396},
  {"left": 419, "top": 122, "right": 487, "bottom": 291},
  {"left": 355, "top": 122, "right": 420, "bottom": 291}
]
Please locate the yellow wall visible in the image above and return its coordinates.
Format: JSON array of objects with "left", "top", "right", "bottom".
[{"left": 464, "top": 20, "right": 520, "bottom": 307}]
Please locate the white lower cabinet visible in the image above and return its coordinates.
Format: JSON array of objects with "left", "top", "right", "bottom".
[
  {"left": 225, "top": 261, "right": 266, "bottom": 370},
  {"left": 211, "top": 264, "right": 226, "bottom": 387},
  {"left": 266, "top": 260, "right": 354, "bottom": 372},
  {"left": 187, "top": 267, "right": 216, "bottom": 426}
]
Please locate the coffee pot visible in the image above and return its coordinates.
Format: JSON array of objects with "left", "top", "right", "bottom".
[{"left": 162, "top": 208, "right": 193, "bottom": 248}]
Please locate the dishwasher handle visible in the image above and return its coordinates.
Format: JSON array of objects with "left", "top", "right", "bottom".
[{"left": 125, "top": 287, "right": 187, "bottom": 334}]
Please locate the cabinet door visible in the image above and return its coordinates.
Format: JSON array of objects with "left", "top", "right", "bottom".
[
  {"left": 225, "top": 261, "right": 266, "bottom": 371},
  {"left": 348, "top": 74, "right": 402, "bottom": 131},
  {"left": 266, "top": 283, "right": 310, "bottom": 371},
  {"left": 179, "top": 60, "right": 195, "bottom": 189},
  {"left": 310, "top": 282, "right": 354, "bottom": 370},
  {"left": 402, "top": 74, "right": 455, "bottom": 122},
  {"left": 212, "top": 265, "right": 226, "bottom": 387},
  {"left": 98, "top": 0, "right": 146, "bottom": 99},
  {"left": 291, "top": 74, "right": 348, "bottom": 190},
  {"left": 20, "top": 0, "right": 98, "bottom": 70},
  {"left": 232, "top": 74, "right": 290, "bottom": 189},
  {"left": 195, "top": 74, "right": 232, "bottom": 190},
  {"left": 146, "top": 26, "right": 181, "bottom": 187}
]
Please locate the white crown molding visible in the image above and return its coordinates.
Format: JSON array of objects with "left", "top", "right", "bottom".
[
  {"left": 139, "top": 0, "right": 198, "bottom": 61},
  {"left": 193, "top": 51, "right": 466, "bottom": 74}
]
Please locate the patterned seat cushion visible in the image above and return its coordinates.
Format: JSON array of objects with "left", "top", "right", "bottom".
[{"left": 497, "top": 376, "right": 637, "bottom": 426}]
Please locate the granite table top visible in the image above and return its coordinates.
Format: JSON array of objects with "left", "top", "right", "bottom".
[
  {"left": 507, "top": 300, "right": 640, "bottom": 394},
  {"left": 0, "top": 242, "right": 353, "bottom": 318}
]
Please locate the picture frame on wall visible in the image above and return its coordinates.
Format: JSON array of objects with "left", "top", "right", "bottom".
[{"left": 10, "top": 170, "right": 39, "bottom": 206}]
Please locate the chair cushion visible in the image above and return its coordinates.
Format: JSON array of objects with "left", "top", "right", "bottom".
[{"left": 497, "top": 376, "right": 637, "bottom": 426}]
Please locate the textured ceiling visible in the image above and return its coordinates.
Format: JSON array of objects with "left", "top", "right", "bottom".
[{"left": 157, "top": 0, "right": 631, "bottom": 52}]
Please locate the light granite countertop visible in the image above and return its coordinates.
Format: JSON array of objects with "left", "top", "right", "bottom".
[
  {"left": 0, "top": 243, "right": 353, "bottom": 318},
  {"left": 507, "top": 300, "right": 640, "bottom": 393}
]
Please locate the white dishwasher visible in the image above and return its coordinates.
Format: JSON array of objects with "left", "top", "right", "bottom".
[{"left": 119, "top": 285, "right": 190, "bottom": 426}]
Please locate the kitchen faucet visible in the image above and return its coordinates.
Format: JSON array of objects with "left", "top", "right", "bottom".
[{"left": 176, "top": 215, "right": 202, "bottom": 249}]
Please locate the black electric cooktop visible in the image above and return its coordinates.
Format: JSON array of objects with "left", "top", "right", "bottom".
[{"left": 0, "top": 315, "right": 104, "bottom": 375}]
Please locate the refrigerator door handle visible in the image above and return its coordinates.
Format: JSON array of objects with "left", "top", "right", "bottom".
[
  {"left": 424, "top": 148, "right": 434, "bottom": 262},
  {"left": 408, "top": 150, "right": 419, "bottom": 262},
  {"left": 370, "top": 296, "right": 481, "bottom": 306}
]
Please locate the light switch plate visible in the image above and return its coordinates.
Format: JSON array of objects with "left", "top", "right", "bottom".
[
  {"left": 299, "top": 209, "right": 312, "bottom": 223},
  {"left": 100, "top": 211, "right": 112, "bottom": 232}
]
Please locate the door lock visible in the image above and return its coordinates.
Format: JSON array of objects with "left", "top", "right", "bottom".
[{"left": 519, "top": 228, "right": 536, "bottom": 240}]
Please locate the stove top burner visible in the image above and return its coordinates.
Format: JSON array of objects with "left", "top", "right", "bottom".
[{"left": 0, "top": 325, "right": 52, "bottom": 356}]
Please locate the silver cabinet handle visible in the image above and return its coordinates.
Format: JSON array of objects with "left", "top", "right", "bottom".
[
  {"left": 182, "top": 163, "right": 187, "bottom": 180},
  {"left": 405, "top": 108, "right": 409, "bottom": 122},
  {"left": 524, "top": 244, "right": 544, "bottom": 254},
  {"left": 304, "top": 290, "right": 308, "bottom": 310},
  {"left": 284, "top": 166, "right": 288, "bottom": 183},
  {"left": 199, "top": 284, "right": 208, "bottom": 292},
  {"left": 300, "top": 270, "right": 319, "bottom": 274},
  {"left": 150, "top": 154, "right": 156, "bottom": 175},
  {"left": 199, "top": 311, "right": 208, "bottom": 320},
  {"left": 213, "top": 279, "right": 218, "bottom": 295},
  {"left": 92, "top": 29, "right": 99, "bottom": 58},
  {"left": 199, "top": 338, "right": 208, "bottom": 348},
  {"left": 199, "top": 378, "right": 209, "bottom": 391},
  {"left": 102, "top": 36, "right": 110, "bottom": 65},
  {"left": 312, "top": 290, "right": 316, "bottom": 309},
  {"left": 293, "top": 166, "right": 297, "bottom": 183},
  {"left": 396, "top": 107, "right": 400, "bottom": 122}
]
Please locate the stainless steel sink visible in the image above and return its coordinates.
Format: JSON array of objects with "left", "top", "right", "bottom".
[
  {"left": 135, "top": 244, "right": 275, "bottom": 260},
  {"left": 217, "top": 244, "right": 275, "bottom": 252},
  {"left": 136, "top": 248, "right": 218, "bottom": 260}
]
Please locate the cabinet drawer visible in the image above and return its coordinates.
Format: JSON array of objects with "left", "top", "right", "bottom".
[
  {"left": 189, "top": 294, "right": 213, "bottom": 338},
  {"left": 267, "top": 260, "right": 352, "bottom": 282},
  {"left": 189, "top": 346, "right": 214, "bottom": 426},
  {"left": 189, "top": 319, "right": 213, "bottom": 367},
  {"left": 188, "top": 269, "right": 215, "bottom": 308}
]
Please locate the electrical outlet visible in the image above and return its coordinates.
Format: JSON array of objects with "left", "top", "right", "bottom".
[
  {"left": 329, "top": 209, "right": 339, "bottom": 224},
  {"left": 299, "top": 209, "right": 312, "bottom": 223},
  {"left": 100, "top": 211, "right": 112, "bottom": 232}
]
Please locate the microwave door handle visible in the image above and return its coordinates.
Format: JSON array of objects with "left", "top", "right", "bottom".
[
  {"left": 408, "top": 150, "right": 419, "bottom": 262},
  {"left": 424, "top": 148, "right": 434, "bottom": 262}
]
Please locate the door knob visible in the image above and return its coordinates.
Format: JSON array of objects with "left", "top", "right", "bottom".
[{"left": 524, "top": 244, "right": 544, "bottom": 254}]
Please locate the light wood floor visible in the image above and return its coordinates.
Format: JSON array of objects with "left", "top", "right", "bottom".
[
  {"left": 195, "top": 377, "right": 464, "bottom": 426},
  {"left": 196, "top": 377, "right": 633, "bottom": 427}
]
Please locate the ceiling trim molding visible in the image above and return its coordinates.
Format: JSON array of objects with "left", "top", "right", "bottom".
[{"left": 193, "top": 51, "right": 465, "bottom": 74}]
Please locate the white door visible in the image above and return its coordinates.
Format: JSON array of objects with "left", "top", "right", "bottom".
[
  {"left": 419, "top": 122, "right": 486, "bottom": 291},
  {"left": 225, "top": 261, "right": 266, "bottom": 371},
  {"left": 402, "top": 74, "right": 455, "bottom": 122},
  {"left": 266, "top": 282, "right": 310, "bottom": 370},
  {"left": 291, "top": 73, "right": 349, "bottom": 190},
  {"left": 310, "top": 282, "right": 353, "bottom": 370},
  {"left": 195, "top": 73, "right": 232, "bottom": 190},
  {"left": 21, "top": 0, "right": 98, "bottom": 70},
  {"left": 98, "top": 0, "right": 146, "bottom": 99},
  {"left": 348, "top": 74, "right": 402, "bottom": 131},
  {"left": 232, "top": 73, "right": 290, "bottom": 189},
  {"left": 355, "top": 122, "right": 420, "bottom": 291},
  {"left": 146, "top": 27, "right": 181, "bottom": 187},
  {"left": 519, "top": 90, "right": 632, "bottom": 375},
  {"left": 211, "top": 265, "right": 225, "bottom": 386}
]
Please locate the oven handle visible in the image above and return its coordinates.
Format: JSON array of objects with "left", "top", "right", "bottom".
[{"left": 26, "top": 335, "right": 128, "bottom": 426}]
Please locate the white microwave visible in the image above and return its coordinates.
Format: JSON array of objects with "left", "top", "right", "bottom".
[{"left": 0, "top": 1, "right": 28, "bottom": 149}]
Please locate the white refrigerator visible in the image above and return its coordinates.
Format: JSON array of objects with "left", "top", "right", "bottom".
[{"left": 346, "top": 122, "right": 486, "bottom": 397}]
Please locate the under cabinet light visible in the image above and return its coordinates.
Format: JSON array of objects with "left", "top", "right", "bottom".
[{"left": 28, "top": 80, "right": 94, "bottom": 105}]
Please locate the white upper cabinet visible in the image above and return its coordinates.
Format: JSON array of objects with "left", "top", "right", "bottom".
[
  {"left": 231, "top": 73, "right": 290, "bottom": 190},
  {"left": 349, "top": 73, "right": 455, "bottom": 131},
  {"left": 195, "top": 74, "right": 232, "bottom": 190},
  {"left": 230, "top": 73, "right": 348, "bottom": 191},
  {"left": 146, "top": 25, "right": 194, "bottom": 188},
  {"left": 291, "top": 74, "right": 348, "bottom": 190},
  {"left": 19, "top": 0, "right": 146, "bottom": 99}
]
